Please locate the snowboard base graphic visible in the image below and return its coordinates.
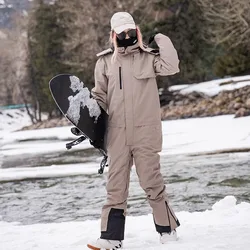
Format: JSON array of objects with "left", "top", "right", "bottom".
[{"left": 49, "top": 74, "right": 108, "bottom": 174}]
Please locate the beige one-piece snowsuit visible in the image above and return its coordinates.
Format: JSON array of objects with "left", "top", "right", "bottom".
[{"left": 92, "top": 33, "right": 180, "bottom": 240}]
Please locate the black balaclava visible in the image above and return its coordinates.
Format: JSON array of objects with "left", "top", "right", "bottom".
[{"left": 117, "top": 36, "right": 138, "bottom": 48}]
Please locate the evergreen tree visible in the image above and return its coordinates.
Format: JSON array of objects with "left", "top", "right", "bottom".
[
  {"left": 140, "top": 0, "right": 216, "bottom": 85},
  {"left": 28, "top": 0, "right": 68, "bottom": 118},
  {"left": 214, "top": 46, "right": 250, "bottom": 77}
]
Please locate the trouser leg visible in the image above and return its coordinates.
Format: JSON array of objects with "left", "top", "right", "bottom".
[
  {"left": 132, "top": 125, "right": 180, "bottom": 234},
  {"left": 101, "top": 127, "right": 132, "bottom": 240}
]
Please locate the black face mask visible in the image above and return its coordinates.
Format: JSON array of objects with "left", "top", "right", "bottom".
[{"left": 117, "top": 36, "right": 138, "bottom": 47}]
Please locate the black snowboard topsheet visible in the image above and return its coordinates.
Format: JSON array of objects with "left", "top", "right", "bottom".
[{"left": 49, "top": 74, "right": 108, "bottom": 152}]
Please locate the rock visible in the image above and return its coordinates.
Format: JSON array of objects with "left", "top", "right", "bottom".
[
  {"left": 233, "top": 102, "right": 242, "bottom": 110},
  {"left": 234, "top": 108, "right": 250, "bottom": 118},
  {"left": 235, "top": 97, "right": 242, "bottom": 103},
  {"left": 175, "top": 101, "right": 184, "bottom": 106},
  {"left": 246, "top": 98, "right": 250, "bottom": 109},
  {"left": 188, "top": 94, "right": 198, "bottom": 101},
  {"left": 228, "top": 93, "right": 233, "bottom": 99},
  {"left": 214, "top": 99, "right": 225, "bottom": 107},
  {"left": 228, "top": 102, "right": 235, "bottom": 110},
  {"left": 169, "top": 100, "right": 175, "bottom": 106}
]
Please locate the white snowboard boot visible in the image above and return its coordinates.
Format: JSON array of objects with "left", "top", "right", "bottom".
[
  {"left": 87, "top": 238, "right": 123, "bottom": 250},
  {"left": 160, "top": 230, "right": 178, "bottom": 244}
]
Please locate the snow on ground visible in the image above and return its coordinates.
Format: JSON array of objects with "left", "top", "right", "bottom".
[
  {"left": 1, "top": 76, "right": 250, "bottom": 249},
  {"left": 161, "top": 115, "right": 250, "bottom": 156},
  {"left": 0, "top": 163, "right": 104, "bottom": 182},
  {"left": 1, "top": 114, "right": 250, "bottom": 181},
  {"left": 1, "top": 114, "right": 250, "bottom": 158},
  {"left": 169, "top": 75, "right": 250, "bottom": 96},
  {"left": 0, "top": 126, "right": 90, "bottom": 154},
  {"left": 0, "top": 108, "right": 32, "bottom": 132},
  {"left": 0, "top": 108, "right": 48, "bottom": 133},
  {"left": 0, "top": 196, "right": 250, "bottom": 250},
  {"left": 0, "top": 139, "right": 90, "bottom": 156}
]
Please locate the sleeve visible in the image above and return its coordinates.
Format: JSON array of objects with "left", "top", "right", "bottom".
[
  {"left": 153, "top": 33, "right": 180, "bottom": 76},
  {"left": 91, "top": 57, "right": 108, "bottom": 112}
]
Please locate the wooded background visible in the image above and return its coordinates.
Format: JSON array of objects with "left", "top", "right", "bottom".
[{"left": 1, "top": 0, "right": 249, "bottom": 122}]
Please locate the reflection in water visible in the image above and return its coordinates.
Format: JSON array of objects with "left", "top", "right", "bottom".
[{"left": 0, "top": 150, "right": 250, "bottom": 225}]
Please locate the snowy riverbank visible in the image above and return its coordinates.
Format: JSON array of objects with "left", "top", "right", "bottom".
[
  {"left": 2, "top": 114, "right": 250, "bottom": 155},
  {"left": 1, "top": 114, "right": 250, "bottom": 249},
  {"left": 1, "top": 76, "right": 250, "bottom": 249},
  {"left": 163, "top": 75, "right": 250, "bottom": 119},
  {"left": 1, "top": 196, "right": 250, "bottom": 250}
]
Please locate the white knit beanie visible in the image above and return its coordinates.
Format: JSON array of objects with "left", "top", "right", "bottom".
[{"left": 110, "top": 12, "right": 136, "bottom": 34}]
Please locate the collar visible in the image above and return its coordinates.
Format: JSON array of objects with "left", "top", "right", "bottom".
[{"left": 117, "top": 42, "right": 140, "bottom": 55}]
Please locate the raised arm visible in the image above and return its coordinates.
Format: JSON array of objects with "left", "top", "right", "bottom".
[{"left": 153, "top": 33, "right": 180, "bottom": 76}]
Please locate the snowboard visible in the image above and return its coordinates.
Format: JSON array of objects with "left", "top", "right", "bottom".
[{"left": 49, "top": 74, "right": 108, "bottom": 156}]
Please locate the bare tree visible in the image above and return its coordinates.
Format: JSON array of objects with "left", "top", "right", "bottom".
[
  {"left": 0, "top": 37, "right": 13, "bottom": 105},
  {"left": 0, "top": 12, "right": 37, "bottom": 123},
  {"left": 196, "top": 0, "right": 250, "bottom": 48}
]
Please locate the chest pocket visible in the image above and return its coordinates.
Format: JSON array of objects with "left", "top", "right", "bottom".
[{"left": 133, "top": 53, "right": 156, "bottom": 80}]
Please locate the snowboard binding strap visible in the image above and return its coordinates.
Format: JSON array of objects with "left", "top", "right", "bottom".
[
  {"left": 66, "top": 127, "right": 108, "bottom": 174},
  {"left": 98, "top": 155, "right": 108, "bottom": 174},
  {"left": 66, "top": 136, "right": 87, "bottom": 150}
]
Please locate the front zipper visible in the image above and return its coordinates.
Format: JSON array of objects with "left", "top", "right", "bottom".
[{"left": 119, "top": 66, "right": 122, "bottom": 89}]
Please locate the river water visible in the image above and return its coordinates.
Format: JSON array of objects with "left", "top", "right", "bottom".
[{"left": 0, "top": 146, "right": 250, "bottom": 225}]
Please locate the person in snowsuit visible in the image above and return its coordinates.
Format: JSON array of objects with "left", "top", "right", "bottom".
[{"left": 87, "top": 12, "right": 180, "bottom": 250}]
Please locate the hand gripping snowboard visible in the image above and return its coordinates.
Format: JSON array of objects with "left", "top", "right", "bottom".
[{"left": 49, "top": 74, "right": 108, "bottom": 174}]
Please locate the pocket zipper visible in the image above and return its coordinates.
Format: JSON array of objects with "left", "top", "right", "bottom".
[{"left": 119, "top": 67, "right": 122, "bottom": 89}]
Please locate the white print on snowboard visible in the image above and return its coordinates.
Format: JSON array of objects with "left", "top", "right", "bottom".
[{"left": 66, "top": 75, "right": 101, "bottom": 125}]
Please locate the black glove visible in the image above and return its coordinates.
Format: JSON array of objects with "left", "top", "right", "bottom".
[{"left": 148, "top": 34, "right": 156, "bottom": 45}]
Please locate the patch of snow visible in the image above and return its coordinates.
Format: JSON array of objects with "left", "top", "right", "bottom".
[
  {"left": 169, "top": 75, "right": 250, "bottom": 97},
  {"left": 0, "top": 108, "right": 32, "bottom": 132}
]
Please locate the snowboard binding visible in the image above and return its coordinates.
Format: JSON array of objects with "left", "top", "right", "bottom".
[
  {"left": 66, "top": 136, "right": 87, "bottom": 149},
  {"left": 66, "top": 127, "right": 108, "bottom": 174},
  {"left": 66, "top": 127, "right": 87, "bottom": 149}
]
